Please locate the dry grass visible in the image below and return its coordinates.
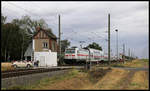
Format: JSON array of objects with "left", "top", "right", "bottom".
[
  {"left": 128, "top": 71, "right": 149, "bottom": 90},
  {"left": 41, "top": 68, "right": 111, "bottom": 90},
  {"left": 9, "top": 68, "right": 110, "bottom": 90},
  {"left": 82, "top": 68, "right": 129, "bottom": 90},
  {"left": 30, "top": 69, "right": 84, "bottom": 90},
  {"left": 123, "top": 60, "right": 138, "bottom": 67},
  {"left": 82, "top": 68, "right": 149, "bottom": 90},
  {"left": 35, "top": 66, "right": 148, "bottom": 90},
  {"left": 1, "top": 62, "right": 14, "bottom": 71},
  {"left": 123, "top": 59, "right": 149, "bottom": 68},
  {"left": 41, "top": 72, "right": 89, "bottom": 90},
  {"left": 111, "top": 59, "right": 149, "bottom": 68}
]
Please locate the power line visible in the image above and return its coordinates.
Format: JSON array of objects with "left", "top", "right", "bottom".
[
  {"left": 7, "top": 2, "right": 60, "bottom": 26},
  {"left": 6, "top": 2, "right": 107, "bottom": 49},
  {"left": 62, "top": 29, "right": 107, "bottom": 46},
  {"left": 2, "top": 3, "right": 8, "bottom": 9},
  {"left": 7, "top": 2, "right": 41, "bottom": 18},
  {"left": 63, "top": 30, "right": 108, "bottom": 48},
  {"left": 4, "top": 2, "right": 59, "bottom": 33}
]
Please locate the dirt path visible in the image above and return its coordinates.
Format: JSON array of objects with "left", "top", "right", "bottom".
[
  {"left": 82, "top": 68, "right": 129, "bottom": 90},
  {"left": 86, "top": 59, "right": 149, "bottom": 90},
  {"left": 80, "top": 68, "right": 148, "bottom": 90},
  {"left": 114, "top": 70, "right": 137, "bottom": 89}
]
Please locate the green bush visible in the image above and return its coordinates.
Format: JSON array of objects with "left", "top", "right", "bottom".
[
  {"left": 57, "top": 53, "right": 65, "bottom": 65},
  {"left": 111, "top": 64, "right": 124, "bottom": 67}
]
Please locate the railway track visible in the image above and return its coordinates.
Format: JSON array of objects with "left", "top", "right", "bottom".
[
  {"left": 1, "top": 68, "right": 38, "bottom": 73},
  {"left": 1, "top": 61, "right": 127, "bottom": 79},
  {"left": 2, "top": 67, "right": 72, "bottom": 79}
]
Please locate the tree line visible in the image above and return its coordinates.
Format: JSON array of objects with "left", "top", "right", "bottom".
[{"left": 1, "top": 15, "right": 49, "bottom": 62}]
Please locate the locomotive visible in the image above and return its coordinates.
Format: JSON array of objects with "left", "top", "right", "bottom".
[{"left": 64, "top": 47, "right": 118, "bottom": 64}]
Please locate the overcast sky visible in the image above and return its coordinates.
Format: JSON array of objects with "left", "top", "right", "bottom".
[{"left": 2, "top": 1, "right": 149, "bottom": 59}]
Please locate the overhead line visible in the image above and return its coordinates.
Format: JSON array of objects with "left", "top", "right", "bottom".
[{"left": 7, "top": 2, "right": 41, "bottom": 18}]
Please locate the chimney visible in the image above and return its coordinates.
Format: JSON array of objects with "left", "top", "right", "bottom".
[{"left": 36, "top": 27, "right": 41, "bottom": 31}]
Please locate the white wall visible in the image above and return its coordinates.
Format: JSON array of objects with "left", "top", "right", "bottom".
[{"left": 34, "top": 50, "right": 57, "bottom": 67}]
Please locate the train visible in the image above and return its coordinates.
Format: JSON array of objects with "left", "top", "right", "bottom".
[{"left": 64, "top": 47, "right": 123, "bottom": 64}]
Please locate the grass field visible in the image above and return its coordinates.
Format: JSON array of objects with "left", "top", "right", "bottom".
[
  {"left": 128, "top": 71, "right": 149, "bottom": 89},
  {"left": 111, "top": 59, "right": 149, "bottom": 68},
  {"left": 1, "top": 62, "right": 14, "bottom": 71}
]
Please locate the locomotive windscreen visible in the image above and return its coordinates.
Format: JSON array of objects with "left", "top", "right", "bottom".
[{"left": 65, "top": 49, "right": 75, "bottom": 53}]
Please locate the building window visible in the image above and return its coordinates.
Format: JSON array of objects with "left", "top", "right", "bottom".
[{"left": 43, "top": 42, "right": 48, "bottom": 48}]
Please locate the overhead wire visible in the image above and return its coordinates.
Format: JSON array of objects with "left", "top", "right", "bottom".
[
  {"left": 7, "top": 2, "right": 42, "bottom": 18},
  {"left": 7, "top": 2, "right": 57, "bottom": 25},
  {"left": 4, "top": 2, "right": 112, "bottom": 52}
]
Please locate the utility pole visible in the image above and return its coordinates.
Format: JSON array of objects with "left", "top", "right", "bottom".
[
  {"left": 130, "top": 51, "right": 132, "bottom": 59},
  {"left": 128, "top": 48, "right": 130, "bottom": 59},
  {"left": 115, "top": 29, "right": 118, "bottom": 62},
  {"left": 131, "top": 50, "right": 133, "bottom": 58},
  {"left": 58, "top": 14, "right": 61, "bottom": 63},
  {"left": 123, "top": 44, "right": 125, "bottom": 62},
  {"left": 21, "top": 33, "right": 24, "bottom": 61},
  {"left": 108, "top": 13, "right": 111, "bottom": 65}
]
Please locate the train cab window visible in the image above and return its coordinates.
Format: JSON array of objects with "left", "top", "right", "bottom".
[{"left": 66, "top": 50, "right": 75, "bottom": 53}]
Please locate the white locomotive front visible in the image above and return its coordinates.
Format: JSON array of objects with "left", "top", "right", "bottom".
[
  {"left": 64, "top": 48, "right": 77, "bottom": 60},
  {"left": 64, "top": 48, "right": 89, "bottom": 64}
]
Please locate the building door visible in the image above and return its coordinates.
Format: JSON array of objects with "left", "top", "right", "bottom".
[{"left": 39, "top": 56, "right": 45, "bottom": 67}]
